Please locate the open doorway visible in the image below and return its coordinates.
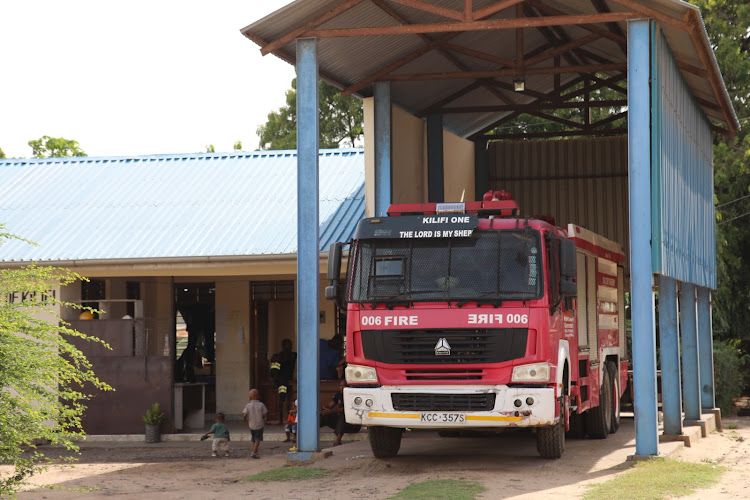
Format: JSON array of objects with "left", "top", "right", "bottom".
[
  {"left": 251, "top": 280, "right": 295, "bottom": 424},
  {"left": 174, "top": 283, "right": 216, "bottom": 414}
]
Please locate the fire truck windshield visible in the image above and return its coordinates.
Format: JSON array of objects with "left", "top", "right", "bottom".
[{"left": 348, "top": 230, "right": 543, "bottom": 303}]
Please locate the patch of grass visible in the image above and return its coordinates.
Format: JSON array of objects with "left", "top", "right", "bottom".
[
  {"left": 725, "top": 423, "right": 738, "bottom": 430},
  {"left": 390, "top": 479, "right": 484, "bottom": 500},
  {"left": 584, "top": 459, "right": 724, "bottom": 500},
  {"left": 727, "top": 431, "right": 745, "bottom": 442},
  {"left": 241, "top": 466, "right": 327, "bottom": 483}
]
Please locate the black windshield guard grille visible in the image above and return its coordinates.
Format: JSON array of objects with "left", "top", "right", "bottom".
[
  {"left": 361, "top": 328, "right": 527, "bottom": 365},
  {"left": 348, "top": 230, "right": 543, "bottom": 303},
  {"left": 392, "top": 393, "right": 497, "bottom": 411}
]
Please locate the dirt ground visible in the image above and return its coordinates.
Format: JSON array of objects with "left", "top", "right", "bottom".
[{"left": 5, "top": 416, "right": 750, "bottom": 500}]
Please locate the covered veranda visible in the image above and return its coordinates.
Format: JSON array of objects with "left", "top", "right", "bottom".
[{"left": 242, "top": 0, "right": 738, "bottom": 458}]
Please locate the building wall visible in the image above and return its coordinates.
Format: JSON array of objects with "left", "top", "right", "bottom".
[
  {"left": 143, "top": 277, "right": 173, "bottom": 356},
  {"left": 105, "top": 278, "right": 128, "bottom": 319},
  {"left": 443, "top": 130, "right": 475, "bottom": 202},
  {"left": 215, "top": 280, "right": 251, "bottom": 415},
  {"left": 489, "top": 136, "right": 630, "bottom": 268},
  {"left": 392, "top": 105, "right": 426, "bottom": 205},
  {"left": 363, "top": 100, "right": 475, "bottom": 211},
  {"left": 29, "top": 264, "right": 342, "bottom": 429}
]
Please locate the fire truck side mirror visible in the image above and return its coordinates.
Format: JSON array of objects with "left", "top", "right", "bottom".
[
  {"left": 327, "top": 242, "right": 343, "bottom": 281},
  {"left": 559, "top": 239, "right": 576, "bottom": 279},
  {"left": 558, "top": 238, "right": 577, "bottom": 298},
  {"left": 325, "top": 283, "right": 339, "bottom": 301},
  {"left": 559, "top": 279, "right": 577, "bottom": 296}
]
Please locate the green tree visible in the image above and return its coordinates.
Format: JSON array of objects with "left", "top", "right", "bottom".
[
  {"left": 0, "top": 225, "right": 111, "bottom": 496},
  {"left": 696, "top": 0, "right": 750, "bottom": 395},
  {"left": 28, "top": 136, "right": 86, "bottom": 158},
  {"left": 257, "top": 78, "right": 364, "bottom": 150},
  {"left": 0, "top": 147, "right": 5, "bottom": 159},
  {"left": 205, "top": 144, "right": 216, "bottom": 153},
  {"left": 490, "top": 77, "right": 627, "bottom": 138},
  {"left": 233, "top": 141, "right": 242, "bottom": 151}
]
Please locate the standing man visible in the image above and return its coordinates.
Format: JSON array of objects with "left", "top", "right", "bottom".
[{"left": 274, "top": 338, "right": 297, "bottom": 418}]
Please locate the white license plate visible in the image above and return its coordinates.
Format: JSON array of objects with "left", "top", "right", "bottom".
[{"left": 420, "top": 412, "right": 466, "bottom": 423}]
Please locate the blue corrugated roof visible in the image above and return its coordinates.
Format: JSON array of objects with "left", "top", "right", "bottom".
[{"left": 0, "top": 149, "right": 364, "bottom": 263}]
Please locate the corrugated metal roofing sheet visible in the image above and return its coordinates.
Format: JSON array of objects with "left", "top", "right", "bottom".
[
  {"left": 0, "top": 149, "right": 365, "bottom": 263},
  {"left": 242, "top": 0, "right": 737, "bottom": 137},
  {"left": 489, "top": 136, "right": 630, "bottom": 269},
  {"left": 651, "top": 25, "right": 715, "bottom": 289}
]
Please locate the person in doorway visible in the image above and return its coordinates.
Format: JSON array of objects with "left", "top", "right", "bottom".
[
  {"left": 319, "top": 380, "right": 361, "bottom": 446},
  {"left": 201, "top": 412, "right": 230, "bottom": 457},
  {"left": 271, "top": 338, "right": 297, "bottom": 419},
  {"left": 319, "top": 334, "right": 343, "bottom": 380},
  {"left": 242, "top": 388, "right": 268, "bottom": 459}
]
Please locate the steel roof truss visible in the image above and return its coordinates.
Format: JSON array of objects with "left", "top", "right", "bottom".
[
  {"left": 306, "top": 12, "right": 641, "bottom": 38},
  {"left": 589, "top": 0, "right": 628, "bottom": 53}
]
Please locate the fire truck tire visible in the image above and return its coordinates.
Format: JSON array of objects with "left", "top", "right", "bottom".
[
  {"left": 368, "top": 426, "right": 403, "bottom": 458},
  {"left": 586, "top": 367, "right": 612, "bottom": 439},
  {"left": 608, "top": 361, "right": 621, "bottom": 433},
  {"left": 537, "top": 408, "right": 565, "bottom": 459}
]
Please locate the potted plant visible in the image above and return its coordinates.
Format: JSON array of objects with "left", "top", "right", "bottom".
[{"left": 143, "top": 402, "right": 165, "bottom": 443}]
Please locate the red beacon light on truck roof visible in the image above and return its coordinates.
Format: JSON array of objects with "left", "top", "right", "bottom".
[
  {"left": 387, "top": 190, "right": 520, "bottom": 218},
  {"left": 532, "top": 214, "right": 556, "bottom": 226}
]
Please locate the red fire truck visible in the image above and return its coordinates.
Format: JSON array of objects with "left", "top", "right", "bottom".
[{"left": 326, "top": 191, "right": 627, "bottom": 459}]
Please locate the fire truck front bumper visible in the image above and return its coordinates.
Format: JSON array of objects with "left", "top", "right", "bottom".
[{"left": 344, "top": 385, "right": 557, "bottom": 429}]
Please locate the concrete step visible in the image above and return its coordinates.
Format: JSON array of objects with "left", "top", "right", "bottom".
[{"left": 660, "top": 409, "right": 720, "bottom": 448}]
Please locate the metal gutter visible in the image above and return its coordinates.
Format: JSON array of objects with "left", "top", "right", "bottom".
[{"left": 0, "top": 252, "right": 332, "bottom": 269}]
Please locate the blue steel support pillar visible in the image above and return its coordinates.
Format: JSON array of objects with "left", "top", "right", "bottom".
[
  {"left": 294, "top": 38, "right": 320, "bottom": 457},
  {"left": 427, "top": 113, "right": 444, "bottom": 203},
  {"left": 697, "top": 287, "right": 715, "bottom": 409},
  {"left": 374, "top": 82, "right": 392, "bottom": 216},
  {"left": 680, "top": 283, "right": 701, "bottom": 421},
  {"left": 627, "top": 19, "right": 659, "bottom": 456},
  {"left": 659, "top": 275, "right": 683, "bottom": 435}
]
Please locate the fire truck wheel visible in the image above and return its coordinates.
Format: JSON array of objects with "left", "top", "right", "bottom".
[
  {"left": 536, "top": 404, "right": 565, "bottom": 459},
  {"left": 368, "top": 426, "right": 403, "bottom": 458},
  {"left": 608, "top": 361, "right": 621, "bottom": 433},
  {"left": 585, "top": 367, "right": 612, "bottom": 439}
]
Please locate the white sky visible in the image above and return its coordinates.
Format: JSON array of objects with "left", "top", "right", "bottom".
[{"left": 0, "top": 0, "right": 296, "bottom": 158}]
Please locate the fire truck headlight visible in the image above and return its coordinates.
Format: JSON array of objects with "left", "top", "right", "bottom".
[
  {"left": 511, "top": 363, "right": 550, "bottom": 382},
  {"left": 345, "top": 364, "right": 378, "bottom": 384}
]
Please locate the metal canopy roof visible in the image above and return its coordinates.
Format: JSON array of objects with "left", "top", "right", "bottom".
[
  {"left": 0, "top": 149, "right": 364, "bottom": 264},
  {"left": 242, "top": 0, "right": 738, "bottom": 138}
]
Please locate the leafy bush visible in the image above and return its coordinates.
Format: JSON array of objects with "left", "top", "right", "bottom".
[
  {"left": 1, "top": 225, "right": 112, "bottom": 496},
  {"left": 713, "top": 339, "right": 748, "bottom": 414},
  {"left": 142, "top": 403, "right": 165, "bottom": 426}
]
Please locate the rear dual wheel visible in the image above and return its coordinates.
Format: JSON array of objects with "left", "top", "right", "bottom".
[
  {"left": 586, "top": 366, "right": 612, "bottom": 439},
  {"left": 608, "top": 361, "right": 621, "bottom": 433}
]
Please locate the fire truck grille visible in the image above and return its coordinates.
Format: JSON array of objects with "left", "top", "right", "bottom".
[
  {"left": 361, "top": 329, "right": 527, "bottom": 364},
  {"left": 405, "top": 369, "right": 482, "bottom": 380},
  {"left": 391, "top": 393, "right": 497, "bottom": 412}
]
